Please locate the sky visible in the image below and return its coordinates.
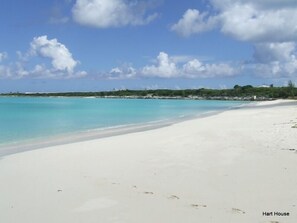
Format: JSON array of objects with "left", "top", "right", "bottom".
[{"left": 0, "top": 0, "right": 297, "bottom": 92}]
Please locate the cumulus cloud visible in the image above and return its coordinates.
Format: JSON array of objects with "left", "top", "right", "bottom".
[
  {"left": 172, "top": 1, "right": 297, "bottom": 42},
  {"left": 106, "top": 52, "right": 237, "bottom": 79},
  {"left": 171, "top": 9, "right": 218, "bottom": 37},
  {"left": 219, "top": 3, "right": 297, "bottom": 42},
  {"left": 30, "top": 36, "right": 78, "bottom": 73},
  {"left": 142, "top": 52, "right": 236, "bottom": 78},
  {"left": 22, "top": 64, "right": 87, "bottom": 79},
  {"left": 142, "top": 52, "right": 179, "bottom": 78},
  {"left": 107, "top": 65, "right": 136, "bottom": 79},
  {"left": 0, "top": 36, "right": 86, "bottom": 79},
  {"left": 172, "top": 0, "right": 297, "bottom": 78},
  {"left": 183, "top": 59, "right": 236, "bottom": 78},
  {"left": 72, "top": 0, "right": 158, "bottom": 28}
]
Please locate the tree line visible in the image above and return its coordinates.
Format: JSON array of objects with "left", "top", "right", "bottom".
[{"left": 2, "top": 82, "right": 296, "bottom": 100}]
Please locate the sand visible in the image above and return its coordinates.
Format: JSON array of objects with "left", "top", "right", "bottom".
[{"left": 0, "top": 100, "right": 296, "bottom": 223}]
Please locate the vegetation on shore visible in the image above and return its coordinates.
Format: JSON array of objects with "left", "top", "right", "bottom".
[{"left": 1, "top": 83, "right": 296, "bottom": 101}]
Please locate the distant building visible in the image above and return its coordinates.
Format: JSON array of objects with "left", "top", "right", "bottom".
[{"left": 257, "top": 84, "right": 270, "bottom": 88}]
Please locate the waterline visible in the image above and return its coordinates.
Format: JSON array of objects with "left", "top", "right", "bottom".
[
  {"left": 0, "top": 108, "right": 227, "bottom": 157},
  {"left": 0, "top": 97, "right": 247, "bottom": 156}
]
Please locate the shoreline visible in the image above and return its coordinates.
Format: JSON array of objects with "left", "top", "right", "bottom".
[
  {"left": 0, "top": 94, "right": 268, "bottom": 101},
  {"left": 0, "top": 102, "right": 243, "bottom": 157},
  {"left": 0, "top": 99, "right": 296, "bottom": 223},
  {"left": 1, "top": 99, "right": 294, "bottom": 158}
]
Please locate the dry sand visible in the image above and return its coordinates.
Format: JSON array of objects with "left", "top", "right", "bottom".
[{"left": 0, "top": 100, "right": 296, "bottom": 223}]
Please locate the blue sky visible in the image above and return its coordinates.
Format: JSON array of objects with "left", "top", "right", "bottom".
[{"left": 0, "top": 0, "right": 297, "bottom": 92}]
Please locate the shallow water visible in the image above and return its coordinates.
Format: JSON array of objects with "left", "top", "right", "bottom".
[{"left": 0, "top": 97, "right": 245, "bottom": 146}]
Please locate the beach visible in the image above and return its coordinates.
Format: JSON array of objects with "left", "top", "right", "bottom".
[{"left": 0, "top": 99, "right": 296, "bottom": 223}]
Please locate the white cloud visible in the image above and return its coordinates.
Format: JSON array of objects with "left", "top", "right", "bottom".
[
  {"left": 0, "top": 52, "right": 8, "bottom": 62},
  {"left": 142, "top": 52, "right": 179, "bottom": 78},
  {"left": 140, "top": 52, "right": 236, "bottom": 78},
  {"left": 98, "top": 52, "right": 236, "bottom": 80},
  {"left": 182, "top": 59, "right": 236, "bottom": 78},
  {"left": 0, "top": 36, "right": 87, "bottom": 79},
  {"left": 23, "top": 64, "right": 87, "bottom": 79},
  {"left": 72, "top": 0, "right": 158, "bottom": 28},
  {"left": 183, "top": 59, "right": 205, "bottom": 74},
  {"left": 171, "top": 9, "right": 218, "bottom": 37},
  {"left": 172, "top": 0, "right": 297, "bottom": 42},
  {"left": 172, "top": 0, "right": 297, "bottom": 78},
  {"left": 219, "top": 3, "right": 297, "bottom": 42},
  {"left": 30, "top": 35, "right": 78, "bottom": 73},
  {"left": 107, "top": 65, "right": 136, "bottom": 79}
]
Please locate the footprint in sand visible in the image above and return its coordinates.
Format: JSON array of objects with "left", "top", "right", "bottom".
[
  {"left": 232, "top": 208, "right": 245, "bottom": 214},
  {"left": 168, "top": 195, "right": 180, "bottom": 200},
  {"left": 191, "top": 204, "right": 207, "bottom": 208}
]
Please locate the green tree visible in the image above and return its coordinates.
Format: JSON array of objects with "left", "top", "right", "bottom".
[{"left": 288, "top": 80, "right": 295, "bottom": 97}]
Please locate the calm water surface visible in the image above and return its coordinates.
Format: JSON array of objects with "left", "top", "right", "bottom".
[{"left": 0, "top": 97, "right": 245, "bottom": 145}]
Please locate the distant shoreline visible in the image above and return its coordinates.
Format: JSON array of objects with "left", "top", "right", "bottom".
[
  {"left": 0, "top": 94, "right": 266, "bottom": 101},
  {"left": 1, "top": 85, "right": 296, "bottom": 101}
]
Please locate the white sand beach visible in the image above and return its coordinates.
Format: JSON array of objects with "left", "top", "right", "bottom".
[{"left": 0, "top": 100, "right": 296, "bottom": 223}]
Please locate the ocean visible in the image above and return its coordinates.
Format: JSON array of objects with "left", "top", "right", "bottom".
[{"left": 0, "top": 97, "right": 245, "bottom": 147}]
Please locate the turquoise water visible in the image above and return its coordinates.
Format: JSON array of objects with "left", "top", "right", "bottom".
[{"left": 0, "top": 97, "right": 245, "bottom": 145}]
